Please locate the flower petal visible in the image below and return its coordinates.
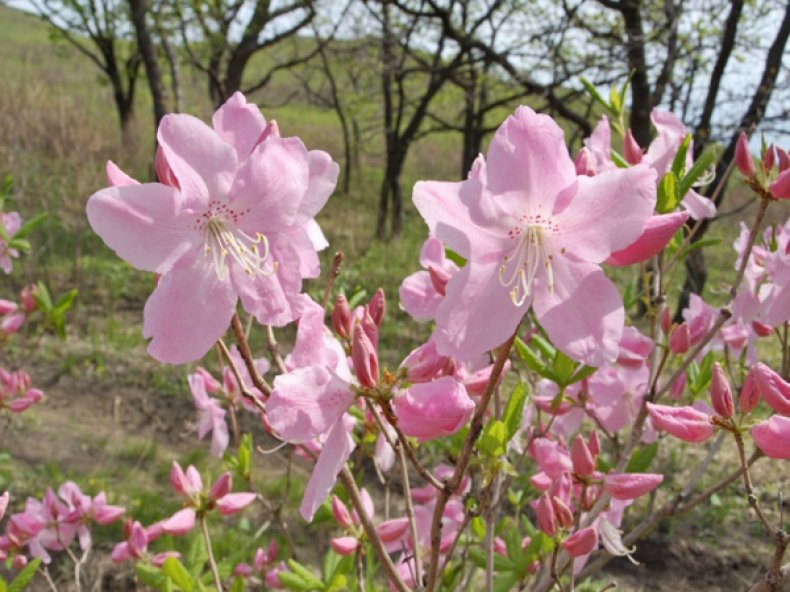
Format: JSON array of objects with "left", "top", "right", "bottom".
[
  {"left": 211, "top": 92, "right": 267, "bottom": 159},
  {"left": 606, "top": 212, "right": 688, "bottom": 266},
  {"left": 143, "top": 251, "right": 237, "bottom": 364},
  {"left": 532, "top": 258, "right": 623, "bottom": 366}
]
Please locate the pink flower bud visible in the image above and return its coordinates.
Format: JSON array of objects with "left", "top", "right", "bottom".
[
  {"left": 752, "top": 321, "right": 773, "bottom": 338},
  {"left": 739, "top": 366, "right": 761, "bottom": 414},
  {"left": 233, "top": 563, "right": 253, "bottom": 578},
  {"left": 169, "top": 462, "right": 189, "bottom": 496},
  {"left": 376, "top": 518, "right": 409, "bottom": 545},
  {"left": 562, "top": 527, "right": 598, "bottom": 557},
  {"left": 330, "top": 536, "right": 359, "bottom": 556},
  {"left": 571, "top": 435, "right": 595, "bottom": 478},
  {"left": 369, "top": 288, "right": 386, "bottom": 327},
  {"left": 12, "top": 555, "right": 27, "bottom": 571},
  {"left": 400, "top": 339, "right": 449, "bottom": 383},
  {"left": 603, "top": 473, "right": 663, "bottom": 500},
  {"left": 710, "top": 363, "right": 734, "bottom": 419},
  {"left": 216, "top": 492, "right": 256, "bottom": 515},
  {"left": 332, "top": 295, "right": 352, "bottom": 339},
  {"left": 0, "top": 300, "right": 16, "bottom": 315},
  {"left": 1, "top": 314, "right": 24, "bottom": 335},
  {"left": 393, "top": 378, "right": 474, "bottom": 442},
  {"left": 352, "top": 323, "right": 379, "bottom": 388},
  {"left": 660, "top": 306, "right": 672, "bottom": 335},
  {"left": 751, "top": 415, "right": 790, "bottom": 459},
  {"left": 536, "top": 492, "right": 556, "bottom": 537},
  {"left": 735, "top": 132, "right": 756, "bottom": 177},
  {"left": 668, "top": 323, "right": 690, "bottom": 354},
  {"left": 623, "top": 129, "right": 643, "bottom": 164},
  {"left": 161, "top": 508, "right": 196, "bottom": 536},
  {"left": 493, "top": 537, "right": 507, "bottom": 556},
  {"left": 752, "top": 362, "right": 790, "bottom": 415},
  {"left": 647, "top": 403, "right": 715, "bottom": 442},
  {"left": 587, "top": 431, "right": 601, "bottom": 459},
  {"left": 551, "top": 496, "right": 574, "bottom": 530},
  {"left": 771, "top": 168, "right": 790, "bottom": 200},
  {"left": 778, "top": 147, "right": 790, "bottom": 172},
  {"left": 208, "top": 473, "right": 232, "bottom": 501},
  {"left": 764, "top": 144, "right": 777, "bottom": 172},
  {"left": 573, "top": 147, "right": 596, "bottom": 176},
  {"left": 331, "top": 496, "right": 353, "bottom": 529}
]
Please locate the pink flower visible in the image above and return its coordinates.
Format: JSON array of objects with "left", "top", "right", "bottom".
[
  {"left": 647, "top": 403, "right": 715, "bottom": 443},
  {"left": 392, "top": 377, "right": 474, "bottom": 442},
  {"left": 399, "top": 237, "right": 459, "bottom": 322},
  {"left": 771, "top": 168, "right": 790, "bottom": 199},
  {"left": 563, "top": 527, "right": 598, "bottom": 557},
  {"left": 751, "top": 362, "right": 790, "bottom": 416},
  {"left": 188, "top": 373, "right": 229, "bottom": 458},
  {"left": 87, "top": 92, "right": 338, "bottom": 363},
  {"left": 603, "top": 473, "right": 663, "bottom": 500},
  {"left": 710, "top": 363, "right": 734, "bottom": 418},
  {"left": 735, "top": 132, "right": 756, "bottom": 178},
  {"left": 0, "top": 212, "right": 22, "bottom": 274},
  {"left": 605, "top": 212, "right": 688, "bottom": 267},
  {"left": 330, "top": 536, "right": 359, "bottom": 555},
  {"left": 413, "top": 106, "right": 656, "bottom": 365},
  {"left": 751, "top": 415, "right": 790, "bottom": 459},
  {"left": 571, "top": 435, "right": 595, "bottom": 478}
]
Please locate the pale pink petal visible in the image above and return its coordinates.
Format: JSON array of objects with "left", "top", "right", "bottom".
[
  {"left": 161, "top": 508, "right": 196, "bottom": 536},
  {"left": 554, "top": 164, "right": 657, "bottom": 263},
  {"left": 216, "top": 493, "right": 257, "bottom": 515},
  {"left": 583, "top": 117, "right": 613, "bottom": 171},
  {"left": 86, "top": 183, "right": 198, "bottom": 274},
  {"left": 393, "top": 377, "right": 474, "bottom": 442},
  {"left": 603, "top": 473, "right": 663, "bottom": 500},
  {"left": 143, "top": 251, "right": 237, "bottom": 364},
  {"left": 299, "top": 417, "right": 356, "bottom": 522},
  {"left": 485, "top": 106, "right": 576, "bottom": 212},
  {"left": 751, "top": 415, "right": 790, "bottom": 459},
  {"left": 434, "top": 261, "right": 528, "bottom": 360},
  {"left": 681, "top": 190, "right": 716, "bottom": 220},
  {"left": 606, "top": 212, "right": 689, "bottom": 266},
  {"left": 294, "top": 150, "right": 339, "bottom": 225},
  {"left": 532, "top": 258, "right": 623, "bottom": 367},
  {"left": 211, "top": 92, "right": 267, "bottom": 159},
  {"left": 267, "top": 366, "right": 355, "bottom": 443},
  {"left": 230, "top": 136, "right": 310, "bottom": 233},
  {"left": 399, "top": 271, "right": 444, "bottom": 322},
  {"left": 157, "top": 113, "right": 237, "bottom": 207},
  {"left": 646, "top": 403, "right": 715, "bottom": 443},
  {"left": 105, "top": 160, "right": 139, "bottom": 187}
]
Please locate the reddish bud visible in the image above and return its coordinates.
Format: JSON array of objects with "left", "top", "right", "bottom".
[
  {"left": 574, "top": 148, "right": 596, "bottom": 176},
  {"left": 647, "top": 403, "right": 715, "bottom": 443},
  {"left": 587, "top": 431, "right": 601, "bottom": 459},
  {"left": 603, "top": 473, "right": 663, "bottom": 500},
  {"left": 777, "top": 147, "right": 790, "bottom": 172},
  {"left": 562, "top": 527, "right": 598, "bottom": 557},
  {"left": 368, "top": 288, "right": 386, "bottom": 327},
  {"left": 764, "top": 144, "right": 777, "bottom": 172},
  {"left": 208, "top": 473, "right": 232, "bottom": 501},
  {"left": 710, "top": 363, "right": 734, "bottom": 419},
  {"left": 536, "top": 493, "right": 556, "bottom": 537},
  {"left": 571, "top": 435, "right": 595, "bottom": 478},
  {"left": 331, "top": 496, "right": 353, "bottom": 529},
  {"left": 623, "top": 130, "right": 643, "bottom": 165},
  {"left": 659, "top": 306, "right": 672, "bottom": 336},
  {"left": 352, "top": 323, "right": 379, "bottom": 389},
  {"left": 551, "top": 496, "right": 574, "bottom": 530},
  {"left": 735, "top": 132, "right": 756, "bottom": 177},
  {"left": 771, "top": 168, "right": 790, "bottom": 200},
  {"left": 330, "top": 536, "right": 359, "bottom": 556},
  {"left": 668, "top": 323, "right": 690, "bottom": 354},
  {"left": 20, "top": 286, "right": 37, "bottom": 313},
  {"left": 751, "top": 362, "right": 790, "bottom": 415},
  {"left": 331, "top": 295, "right": 352, "bottom": 339},
  {"left": 752, "top": 321, "right": 774, "bottom": 337},
  {"left": 739, "top": 366, "right": 761, "bottom": 414}
]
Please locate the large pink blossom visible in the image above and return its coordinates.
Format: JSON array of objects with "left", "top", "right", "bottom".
[
  {"left": 413, "top": 107, "right": 656, "bottom": 365},
  {"left": 87, "top": 92, "right": 338, "bottom": 363}
]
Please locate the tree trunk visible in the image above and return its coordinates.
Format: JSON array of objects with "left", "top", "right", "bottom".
[
  {"left": 129, "top": 0, "right": 167, "bottom": 134},
  {"left": 621, "top": 0, "right": 652, "bottom": 147}
]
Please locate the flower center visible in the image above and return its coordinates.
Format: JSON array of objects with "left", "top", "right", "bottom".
[
  {"left": 194, "top": 202, "right": 276, "bottom": 279},
  {"left": 499, "top": 217, "right": 558, "bottom": 305}
]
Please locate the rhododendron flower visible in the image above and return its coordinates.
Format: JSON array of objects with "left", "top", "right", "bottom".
[
  {"left": 603, "top": 473, "right": 663, "bottom": 500},
  {"left": 87, "top": 92, "right": 338, "bottom": 363},
  {"left": 750, "top": 362, "right": 790, "bottom": 416},
  {"left": 647, "top": 403, "right": 715, "bottom": 442},
  {"left": 392, "top": 377, "right": 474, "bottom": 441},
  {"left": 399, "top": 237, "right": 459, "bottom": 321},
  {"left": 189, "top": 373, "right": 229, "bottom": 458},
  {"left": 0, "top": 211, "right": 22, "bottom": 274},
  {"left": 563, "top": 526, "right": 599, "bottom": 557},
  {"left": 414, "top": 106, "right": 656, "bottom": 365}
]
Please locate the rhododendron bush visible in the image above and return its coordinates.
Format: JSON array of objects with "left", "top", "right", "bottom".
[{"left": 4, "top": 87, "right": 790, "bottom": 592}]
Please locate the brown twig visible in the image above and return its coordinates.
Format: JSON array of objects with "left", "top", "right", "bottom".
[
  {"left": 217, "top": 338, "right": 267, "bottom": 413},
  {"left": 230, "top": 314, "right": 272, "bottom": 397},
  {"left": 265, "top": 325, "right": 288, "bottom": 375},
  {"left": 322, "top": 251, "right": 345, "bottom": 310}
]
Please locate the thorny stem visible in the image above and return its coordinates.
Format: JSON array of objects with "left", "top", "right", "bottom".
[
  {"left": 265, "top": 325, "right": 288, "bottom": 375},
  {"left": 217, "top": 338, "right": 267, "bottom": 413},
  {"left": 201, "top": 514, "right": 224, "bottom": 592},
  {"left": 322, "top": 251, "right": 345, "bottom": 310},
  {"left": 734, "top": 430, "right": 774, "bottom": 537},
  {"left": 230, "top": 314, "right": 272, "bottom": 397},
  {"left": 337, "top": 467, "right": 410, "bottom": 592},
  {"left": 425, "top": 330, "right": 518, "bottom": 592}
]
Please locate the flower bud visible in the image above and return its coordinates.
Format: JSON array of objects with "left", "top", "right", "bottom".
[
  {"left": 331, "top": 295, "right": 351, "bottom": 339},
  {"left": 562, "top": 527, "right": 598, "bottom": 557},
  {"left": 659, "top": 305, "right": 672, "bottom": 335},
  {"left": 1, "top": 314, "right": 24, "bottom": 335},
  {"left": 751, "top": 362, "right": 790, "bottom": 415},
  {"left": 739, "top": 365, "right": 761, "bottom": 414},
  {"left": 771, "top": 168, "right": 790, "bottom": 200},
  {"left": 352, "top": 323, "right": 379, "bottom": 389},
  {"left": 752, "top": 321, "right": 773, "bottom": 338},
  {"left": 751, "top": 415, "right": 790, "bottom": 459},
  {"left": 647, "top": 403, "right": 714, "bottom": 442},
  {"left": 668, "top": 323, "right": 690, "bottom": 354},
  {"left": 777, "top": 147, "right": 790, "bottom": 172},
  {"left": 603, "top": 473, "right": 663, "bottom": 500},
  {"left": 0, "top": 300, "right": 16, "bottom": 315},
  {"left": 208, "top": 473, "right": 232, "bottom": 501},
  {"left": 536, "top": 492, "right": 556, "bottom": 537},
  {"left": 735, "top": 132, "right": 756, "bottom": 177},
  {"left": 710, "top": 363, "right": 734, "bottom": 419},
  {"left": 571, "top": 435, "right": 595, "bottom": 478},
  {"left": 216, "top": 492, "right": 257, "bottom": 515},
  {"left": 587, "top": 431, "right": 601, "bottom": 459},
  {"left": 573, "top": 147, "right": 596, "bottom": 176},
  {"left": 764, "top": 143, "right": 777, "bottom": 172},
  {"left": 330, "top": 536, "right": 359, "bottom": 556},
  {"left": 623, "top": 129, "right": 643, "bottom": 165},
  {"left": 551, "top": 496, "right": 574, "bottom": 530},
  {"left": 331, "top": 496, "right": 353, "bottom": 529},
  {"left": 669, "top": 371, "right": 687, "bottom": 400},
  {"left": 368, "top": 288, "right": 386, "bottom": 327}
]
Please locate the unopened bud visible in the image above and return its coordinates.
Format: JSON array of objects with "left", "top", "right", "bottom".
[
  {"left": 332, "top": 295, "right": 352, "bottom": 339},
  {"left": 331, "top": 496, "right": 353, "bottom": 529},
  {"left": 571, "top": 435, "right": 595, "bottom": 478},
  {"left": 739, "top": 366, "right": 761, "bottom": 414},
  {"left": 536, "top": 492, "right": 556, "bottom": 537},
  {"left": 764, "top": 144, "right": 777, "bottom": 173},
  {"left": 659, "top": 305, "right": 672, "bottom": 336},
  {"left": 777, "top": 147, "right": 790, "bottom": 172},
  {"left": 352, "top": 323, "right": 379, "bottom": 389},
  {"left": 710, "top": 363, "right": 734, "bottom": 419},
  {"left": 668, "top": 323, "right": 690, "bottom": 354},
  {"left": 368, "top": 288, "right": 386, "bottom": 327},
  {"left": 735, "top": 132, "right": 756, "bottom": 178},
  {"left": 574, "top": 148, "right": 596, "bottom": 176},
  {"left": 552, "top": 496, "right": 574, "bottom": 530}
]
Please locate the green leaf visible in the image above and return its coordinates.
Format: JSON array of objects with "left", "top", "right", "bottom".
[
  {"left": 237, "top": 433, "right": 252, "bottom": 479},
  {"left": 468, "top": 549, "right": 515, "bottom": 572},
  {"left": 12, "top": 212, "right": 47, "bottom": 240},
  {"left": 347, "top": 289, "right": 368, "bottom": 309},
  {"left": 162, "top": 557, "right": 194, "bottom": 592},
  {"left": 471, "top": 516, "right": 486, "bottom": 540},
  {"left": 677, "top": 145, "right": 718, "bottom": 198},
  {"left": 53, "top": 289, "right": 78, "bottom": 314},
  {"left": 567, "top": 364, "right": 598, "bottom": 385},
  {"left": 229, "top": 576, "right": 245, "bottom": 592},
  {"left": 610, "top": 150, "right": 630, "bottom": 169},
  {"left": 502, "top": 383, "right": 528, "bottom": 442},
  {"left": 322, "top": 550, "right": 353, "bottom": 582},
  {"left": 9, "top": 558, "right": 41, "bottom": 592},
  {"left": 286, "top": 560, "right": 323, "bottom": 589},
  {"left": 609, "top": 84, "right": 622, "bottom": 116},
  {"left": 185, "top": 535, "right": 208, "bottom": 578},
  {"left": 522, "top": 532, "right": 554, "bottom": 564},
  {"left": 626, "top": 442, "right": 659, "bottom": 473},
  {"left": 0, "top": 577, "right": 7, "bottom": 592},
  {"left": 619, "top": 71, "right": 635, "bottom": 107},
  {"left": 34, "top": 281, "right": 53, "bottom": 311},
  {"left": 552, "top": 351, "right": 578, "bottom": 386},
  {"left": 135, "top": 564, "right": 166, "bottom": 588},
  {"left": 672, "top": 237, "right": 720, "bottom": 263},
  {"left": 580, "top": 77, "right": 613, "bottom": 114},
  {"left": 493, "top": 571, "right": 519, "bottom": 592},
  {"left": 444, "top": 247, "right": 466, "bottom": 267},
  {"left": 278, "top": 571, "right": 314, "bottom": 592},
  {"left": 670, "top": 134, "right": 692, "bottom": 178},
  {"left": 656, "top": 172, "right": 680, "bottom": 213},
  {"left": 514, "top": 338, "right": 556, "bottom": 381},
  {"left": 530, "top": 334, "right": 556, "bottom": 359},
  {"left": 477, "top": 419, "right": 507, "bottom": 457}
]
